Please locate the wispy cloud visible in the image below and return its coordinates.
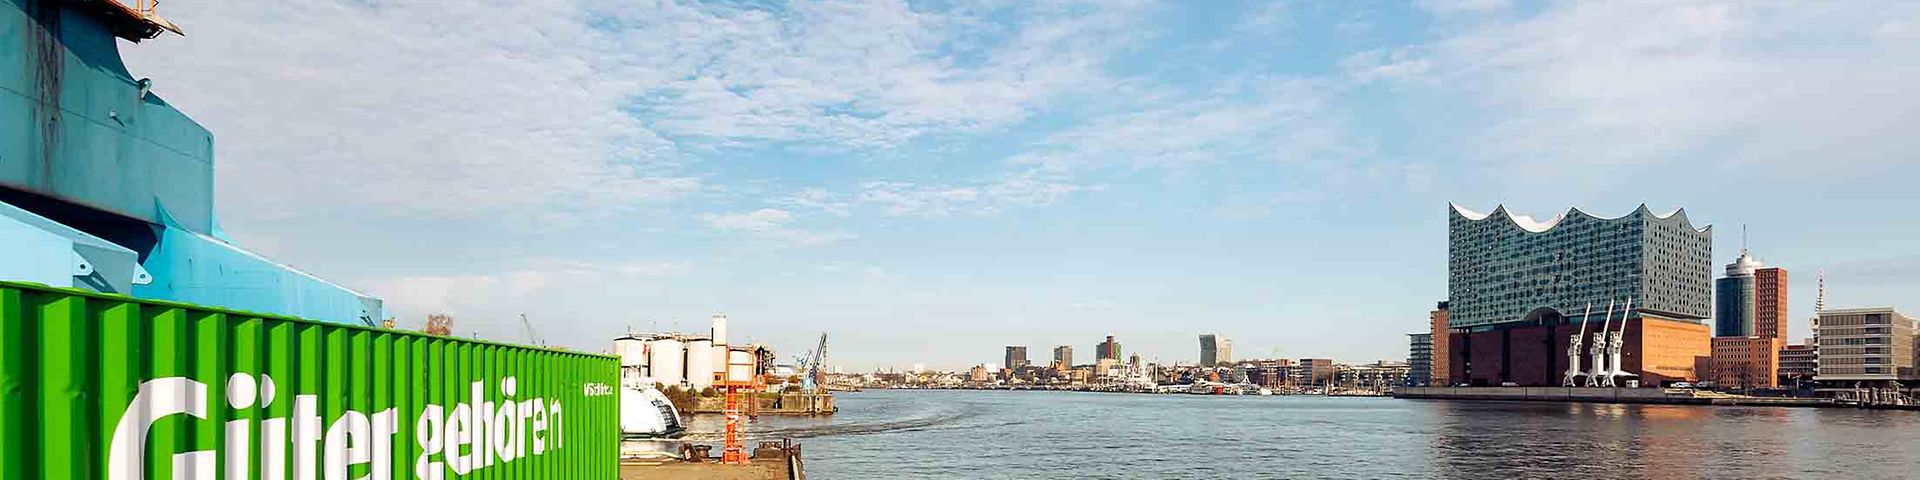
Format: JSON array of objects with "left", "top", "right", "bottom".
[
  {"left": 858, "top": 170, "right": 1092, "bottom": 218},
  {"left": 128, "top": 0, "right": 698, "bottom": 228},
  {"left": 1011, "top": 79, "right": 1360, "bottom": 172},
  {"left": 1340, "top": 48, "right": 1433, "bottom": 83},
  {"left": 367, "top": 260, "right": 691, "bottom": 318},
  {"left": 1417, "top": 1, "right": 1920, "bottom": 183},
  {"left": 775, "top": 188, "right": 853, "bottom": 218},
  {"left": 1418, "top": 0, "right": 1512, "bottom": 14},
  {"left": 700, "top": 208, "right": 854, "bottom": 246},
  {"left": 609, "top": 0, "right": 1159, "bottom": 150}
]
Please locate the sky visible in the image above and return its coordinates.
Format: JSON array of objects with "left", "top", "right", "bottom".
[{"left": 120, "top": 0, "right": 1920, "bottom": 371}]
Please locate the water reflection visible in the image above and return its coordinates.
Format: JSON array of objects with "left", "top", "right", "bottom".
[{"left": 661, "top": 391, "right": 1920, "bottom": 479}]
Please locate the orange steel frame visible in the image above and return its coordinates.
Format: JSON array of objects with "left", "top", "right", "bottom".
[{"left": 720, "top": 352, "right": 762, "bottom": 465}]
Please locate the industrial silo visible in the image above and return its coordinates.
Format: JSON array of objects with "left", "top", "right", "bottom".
[
  {"left": 726, "top": 347, "right": 758, "bottom": 383},
  {"left": 649, "top": 336, "right": 685, "bottom": 387},
  {"left": 613, "top": 335, "right": 649, "bottom": 386},
  {"left": 686, "top": 338, "right": 714, "bottom": 390}
]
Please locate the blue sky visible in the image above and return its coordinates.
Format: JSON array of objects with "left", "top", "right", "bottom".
[{"left": 125, "top": 0, "right": 1920, "bottom": 370}]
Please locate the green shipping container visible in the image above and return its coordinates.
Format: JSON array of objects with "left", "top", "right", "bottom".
[{"left": 0, "top": 281, "right": 619, "bottom": 480}]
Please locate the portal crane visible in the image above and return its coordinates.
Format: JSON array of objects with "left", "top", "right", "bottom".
[{"left": 801, "top": 333, "right": 828, "bottom": 391}]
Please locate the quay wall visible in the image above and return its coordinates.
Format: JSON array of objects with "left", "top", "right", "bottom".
[
  {"left": 1394, "top": 386, "right": 1837, "bottom": 408},
  {"left": 691, "top": 393, "right": 836, "bottom": 415}
]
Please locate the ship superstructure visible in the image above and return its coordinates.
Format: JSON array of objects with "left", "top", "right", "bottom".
[{"left": 3, "top": 0, "right": 381, "bottom": 324}]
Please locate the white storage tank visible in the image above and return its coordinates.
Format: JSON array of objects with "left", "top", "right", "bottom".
[
  {"left": 649, "top": 337, "right": 685, "bottom": 387},
  {"left": 686, "top": 339, "right": 714, "bottom": 391},
  {"left": 726, "top": 348, "right": 757, "bottom": 383},
  {"left": 710, "top": 315, "right": 729, "bottom": 374},
  {"left": 613, "top": 336, "right": 647, "bottom": 367}
]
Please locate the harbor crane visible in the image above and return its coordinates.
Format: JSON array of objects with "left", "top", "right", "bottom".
[
  {"left": 799, "top": 333, "right": 828, "bottom": 391},
  {"left": 519, "top": 313, "right": 546, "bottom": 347}
]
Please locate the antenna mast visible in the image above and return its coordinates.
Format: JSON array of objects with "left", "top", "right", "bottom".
[{"left": 1817, "top": 270, "right": 1826, "bottom": 312}]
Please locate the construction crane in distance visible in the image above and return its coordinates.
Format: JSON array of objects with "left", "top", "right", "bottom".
[{"left": 519, "top": 313, "right": 546, "bottom": 347}]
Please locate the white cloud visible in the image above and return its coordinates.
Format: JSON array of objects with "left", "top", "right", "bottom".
[
  {"left": 124, "top": 0, "right": 1162, "bottom": 246},
  {"left": 126, "top": 0, "right": 698, "bottom": 228},
  {"left": 700, "top": 208, "right": 853, "bottom": 246},
  {"left": 1421, "top": 1, "right": 1920, "bottom": 183},
  {"left": 606, "top": 0, "right": 1159, "bottom": 150},
  {"left": 1340, "top": 48, "right": 1433, "bottom": 83},
  {"left": 702, "top": 209, "right": 796, "bottom": 233},
  {"left": 1419, "top": 0, "right": 1512, "bottom": 14},
  {"left": 368, "top": 260, "right": 690, "bottom": 318},
  {"left": 858, "top": 171, "right": 1092, "bottom": 218},
  {"left": 1011, "top": 79, "right": 1360, "bottom": 172},
  {"left": 776, "top": 188, "right": 853, "bottom": 217}
]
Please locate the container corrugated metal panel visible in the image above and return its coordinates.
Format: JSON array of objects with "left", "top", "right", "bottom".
[{"left": 0, "top": 281, "right": 617, "bottom": 479}]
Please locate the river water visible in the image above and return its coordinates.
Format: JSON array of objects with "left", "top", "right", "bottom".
[{"left": 674, "top": 389, "right": 1920, "bottom": 479}]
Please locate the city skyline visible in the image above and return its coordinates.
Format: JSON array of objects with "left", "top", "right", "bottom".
[{"left": 116, "top": 1, "right": 1920, "bottom": 370}]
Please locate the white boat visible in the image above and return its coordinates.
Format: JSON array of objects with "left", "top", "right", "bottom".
[
  {"left": 1187, "top": 381, "right": 1228, "bottom": 395},
  {"left": 1232, "top": 384, "right": 1272, "bottom": 396},
  {"left": 620, "top": 384, "right": 685, "bottom": 438}
]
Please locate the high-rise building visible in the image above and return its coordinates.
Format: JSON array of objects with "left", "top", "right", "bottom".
[
  {"left": 1814, "top": 308, "right": 1918, "bottom": 382},
  {"left": 1708, "top": 247, "right": 1787, "bottom": 389},
  {"left": 1200, "top": 334, "right": 1222, "bottom": 367},
  {"left": 1715, "top": 250, "right": 1763, "bottom": 336},
  {"left": 1053, "top": 345, "right": 1073, "bottom": 369},
  {"left": 1220, "top": 338, "right": 1233, "bottom": 365},
  {"left": 1447, "top": 204, "right": 1713, "bottom": 387},
  {"left": 1096, "top": 335, "right": 1123, "bottom": 361},
  {"left": 1754, "top": 267, "right": 1787, "bottom": 339},
  {"left": 1005, "top": 346, "right": 1030, "bottom": 370},
  {"left": 1408, "top": 333, "right": 1434, "bottom": 386},
  {"left": 1430, "top": 301, "right": 1450, "bottom": 386},
  {"left": 1449, "top": 204, "right": 1712, "bottom": 329}
]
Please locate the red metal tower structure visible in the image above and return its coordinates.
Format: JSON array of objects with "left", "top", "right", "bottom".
[{"left": 720, "top": 347, "right": 761, "bottom": 464}]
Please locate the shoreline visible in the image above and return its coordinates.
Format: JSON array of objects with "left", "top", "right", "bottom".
[{"left": 1392, "top": 386, "right": 1920, "bottom": 410}]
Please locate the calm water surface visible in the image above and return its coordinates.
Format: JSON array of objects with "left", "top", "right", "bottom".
[{"left": 677, "top": 390, "right": 1920, "bottom": 479}]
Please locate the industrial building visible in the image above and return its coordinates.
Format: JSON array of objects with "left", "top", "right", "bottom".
[
  {"left": 2, "top": 0, "right": 379, "bottom": 325},
  {"left": 612, "top": 315, "right": 760, "bottom": 390},
  {"left": 1446, "top": 204, "right": 1714, "bottom": 387}
]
